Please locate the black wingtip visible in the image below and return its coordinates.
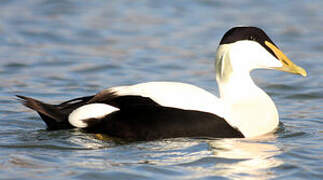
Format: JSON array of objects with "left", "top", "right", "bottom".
[
  {"left": 16, "top": 94, "right": 74, "bottom": 130},
  {"left": 16, "top": 94, "right": 27, "bottom": 100},
  {"left": 16, "top": 94, "right": 26, "bottom": 100},
  {"left": 16, "top": 95, "right": 31, "bottom": 106},
  {"left": 15, "top": 95, "right": 40, "bottom": 108}
]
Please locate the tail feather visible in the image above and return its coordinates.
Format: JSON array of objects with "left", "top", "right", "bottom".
[{"left": 16, "top": 95, "right": 73, "bottom": 130}]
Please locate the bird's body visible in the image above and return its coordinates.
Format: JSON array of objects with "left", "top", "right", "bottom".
[
  {"left": 18, "top": 26, "right": 307, "bottom": 141},
  {"left": 100, "top": 82, "right": 225, "bottom": 117}
]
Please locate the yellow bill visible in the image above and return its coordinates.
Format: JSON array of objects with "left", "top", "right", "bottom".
[{"left": 265, "top": 41, "right": 307, "bottom": 77}]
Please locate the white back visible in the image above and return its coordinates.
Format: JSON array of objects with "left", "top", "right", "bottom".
[{"left": 109, "top": 82, "right": 226, "bottom": 118}]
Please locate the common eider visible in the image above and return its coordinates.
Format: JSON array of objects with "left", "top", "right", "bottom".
[{"left": 17, "top": 26, "right": 307, "bottom": 141}]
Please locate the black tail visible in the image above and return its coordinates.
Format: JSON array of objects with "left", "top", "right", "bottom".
[{"left": 16, "top": 95, "right": 94, "bottom": 130}]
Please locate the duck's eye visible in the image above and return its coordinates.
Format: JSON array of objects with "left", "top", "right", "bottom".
[{"left": 249, "top": 36, "right": 255, "bottom": 41}]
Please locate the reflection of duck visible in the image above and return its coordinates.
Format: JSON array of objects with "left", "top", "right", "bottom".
[
  {"left": 17, "top": 27, "right": 306, "bottom": 140},
  {"left": 208, "top": 138, "right": 283, "bottom": 180}
]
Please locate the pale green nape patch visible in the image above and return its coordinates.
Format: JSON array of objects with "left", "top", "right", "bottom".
[{"left": 215, "top": 50, "right": 232, "bottom": 83}]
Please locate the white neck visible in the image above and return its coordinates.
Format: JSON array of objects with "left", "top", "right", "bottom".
[{"left": 215, "top": 44, "right": 279, "bottom": 138}]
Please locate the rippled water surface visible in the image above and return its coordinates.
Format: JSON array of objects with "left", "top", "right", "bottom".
[{"left": 0, "top": 0, "right": 322, "bottom": 179}]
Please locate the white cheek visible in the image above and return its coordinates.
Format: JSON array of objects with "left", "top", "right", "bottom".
[
  {"left": 255, "top": 47, "right": 283, "bottom": 69},
  {"left": 265, "top": 55, "right": 283, "bottom": 68},
  {"left": 229, "top": 42, "right": 256, "bottom": 70},
  {"left": 230, "top": 41, "right": 283, "bottom": 70}
]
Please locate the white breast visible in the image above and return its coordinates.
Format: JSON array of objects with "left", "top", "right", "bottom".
[{"left": 109, "top": 81, "right": 226, "bottom": 118}]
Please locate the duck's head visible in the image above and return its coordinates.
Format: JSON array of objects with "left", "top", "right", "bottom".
[{"left": 215, "top": 26, "right": 307, "bottom": 82}]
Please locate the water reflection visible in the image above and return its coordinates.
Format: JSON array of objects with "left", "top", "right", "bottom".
[
  {"left": 208, "top": 137, "right": 283, "bottom": 180},
  {"left": 67, "top": 134, "right": 284, "bottom": 179}
]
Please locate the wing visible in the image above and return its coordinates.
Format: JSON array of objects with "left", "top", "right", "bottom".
[
  {"left": 90, "top": 81, "right": 226, "bottom": 118},
  {"left": 72, "top": 82, "right": 241, "bottom": 140},
  {"left": 18, "top": 82, "right": 236, "bottom": 140}
]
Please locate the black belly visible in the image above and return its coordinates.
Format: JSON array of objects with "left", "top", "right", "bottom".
[{"left": 84, "top": 106, "right": 244, "bottom": 141}]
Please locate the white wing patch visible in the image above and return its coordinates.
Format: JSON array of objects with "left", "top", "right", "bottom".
[
  {"left": 68, "top": 103, "right": 119, "bottom": 128},
  {"left": 109, "top": 82, "right": 226, "bottom": 117}
]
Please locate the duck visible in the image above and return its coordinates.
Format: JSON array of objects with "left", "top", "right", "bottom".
[{"left": 17, "top": 26, "right": 307, "bottom": 141}]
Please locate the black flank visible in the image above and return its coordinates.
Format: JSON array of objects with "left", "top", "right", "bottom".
[{"left": 84, "top": 106, "right": 244, "bottom": 141}]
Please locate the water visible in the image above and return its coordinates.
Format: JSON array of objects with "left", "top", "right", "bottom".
[{"left": 0, "top": 0, "right": 322, "bottom": 179}]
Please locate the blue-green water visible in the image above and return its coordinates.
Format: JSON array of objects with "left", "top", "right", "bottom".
[{"left": 0, "top": 0, "right": 322, "bottom": 179}]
